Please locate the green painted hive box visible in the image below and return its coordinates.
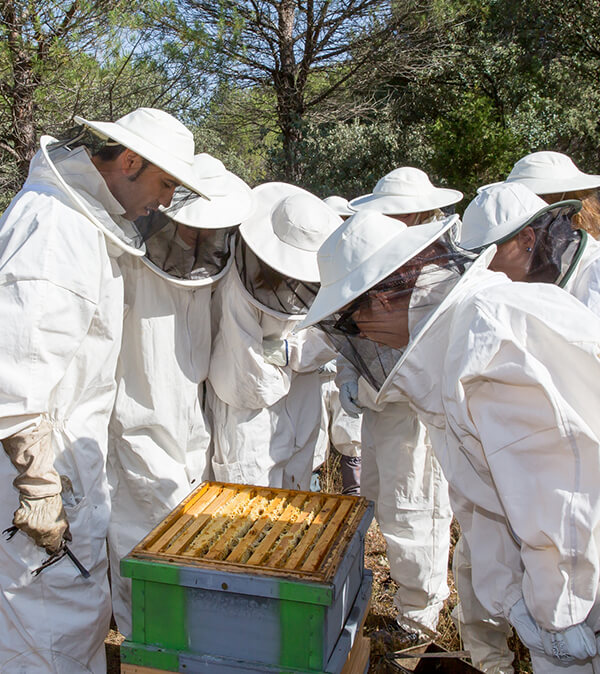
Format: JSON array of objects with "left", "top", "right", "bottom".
[{"left": 120, "top": 481, "right": 374, "bottom": 673}]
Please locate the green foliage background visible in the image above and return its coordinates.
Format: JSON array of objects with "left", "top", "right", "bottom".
[{"left": 1, "top": 0, "right": 600, "bottom": 209}]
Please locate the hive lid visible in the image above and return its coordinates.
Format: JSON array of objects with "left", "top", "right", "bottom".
[{"left": 123, "top": 481, "right": 371, "bottom": 586}]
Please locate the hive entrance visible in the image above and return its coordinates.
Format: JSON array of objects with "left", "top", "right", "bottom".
[{"left": 133, "top": 482, "right": 368, "bottom": 582}]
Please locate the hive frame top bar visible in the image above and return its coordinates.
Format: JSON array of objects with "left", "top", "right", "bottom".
[{"left": 127, "top": 481, "right": 371, "bottom": 584}]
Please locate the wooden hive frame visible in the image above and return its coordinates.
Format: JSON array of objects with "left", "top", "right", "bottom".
[{"left": 130, "top": 481, "right": 370, "bottom": 584}]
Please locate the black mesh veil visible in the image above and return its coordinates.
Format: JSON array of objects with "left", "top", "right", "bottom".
[
  {"left": 317, "top": 236, "right": 476, "bottom": 391},
  {"left": 524, "top": 204, "right": 582, "bottom": 284},
  {"left": 136, "top": 189, "right": 236, "bottom": 283},
  {"left": 235, "top": 239, "right": 319, "bottom": 315}
]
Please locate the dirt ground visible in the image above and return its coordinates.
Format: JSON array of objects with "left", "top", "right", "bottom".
[{"left": 104, "top": 452, "right": 533, "bottom": 673}]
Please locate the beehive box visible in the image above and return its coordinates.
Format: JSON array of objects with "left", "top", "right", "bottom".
[{"left": 120, "top": 481, "right": 374, "bottom": 673}]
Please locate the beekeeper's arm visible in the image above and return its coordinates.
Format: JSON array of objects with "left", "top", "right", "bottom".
[
  {"left": 284, "top": 325, "right": 337, "bottom": 372},
  {"left": 0, "top": 273, "right": 98, "bottom": 552},
  {"left": 208, "top": 275, "right": 293, "bottom": 409},
  {"left": 463, "top": 336, "right": 600, "bottom": 637},
  {"left": 334, "top": 356, "right": 364, "bottom": 418},
  {"left": 568, "top": 248, "right": 600, "bottom": 317}
]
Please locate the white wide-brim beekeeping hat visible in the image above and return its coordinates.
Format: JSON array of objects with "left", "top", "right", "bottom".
[
  {"left": 460, "top": 182, "right": 581, "bottom": 250},
  {"left": 74, "top": 107, "right": 210, "bottom": 199},
  {"left": 165, "top": 153, "right": 254, "bottom": 229},
  {"left": 349, "top": 167, "right": 463, "bottom": 214},
  {"left": 478, "top": 151, "right": 600, "bottom": 195},
  {"left": 296, "top": 210, "right": 458, "bottom": 330},
  {"left": 323, "top": 195, "right": 354, "bottom": 216},
  {"left": 239, "top": 182, "right": 343, "bottom": 283}
]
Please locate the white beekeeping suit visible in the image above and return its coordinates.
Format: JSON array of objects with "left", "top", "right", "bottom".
[
  {"left": 107, "top": 154, "right": 253, "bottom": 636},
  {"left": 0, "top": 108, "right": 206, "bottom": 674},
  {"left": 298, "top": 209, "right": 600, "bottom": 673},
  {"left": 207, "top": 183, "right": 341, "bottom": 490},
  {"left": 455, "top": 182, "right": 600, "bottom": 672},
  {"left": 328, "top": 167, "right": 462, "bottom": 636}
]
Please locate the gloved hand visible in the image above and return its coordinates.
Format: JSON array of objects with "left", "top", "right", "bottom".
[
  {"left": 2, "top": 419, "right": 70, "bottom": 553},
  {"left": 508, "top": 598, "right": 544, "bottom": 654},
  {"left": 339, "top": 380, "right": 363, "bottom": 418},
  {"left": 509, "top": 598, "right": 597, "bottom": 662},
  {"left": 262, "top": 338, "right": 289, "bottom": 367},
  {"left": 540, "top": 623, "right": 597, "bottom": 662},
  {"left": 318, "top": 360, "right": 337, "bottom": 375},
  {"left": 13, "top": 493, "right": 71, "bottom": 553}
]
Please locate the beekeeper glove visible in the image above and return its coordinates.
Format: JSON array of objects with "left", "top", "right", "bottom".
[
  {"left": 262, "top": 338, "right": 289, "bottom": 367},
  {"left": 508, "top": 598, "right": 544, "bottom": 654},
  {"left": 339, "top": 380, "right": 363, "bottom": 418},
  {"left": 540, "top": 623, "right": 597, "bottom": 663},
  {"left": 509, "top": 598, "right": 597, "bottom": 662},
  {"left": 3, "top": 420, "right": 70, "bottom": 553}
]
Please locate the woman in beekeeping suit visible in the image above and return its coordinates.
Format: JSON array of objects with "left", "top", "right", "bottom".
[
  {"left": 107, "top": 153, "right": 253, "bottom": 637},
  {"left": 452, "top": 181, "right": 600, "bottom": 672},
  {"left": 297, "top": 209, "right": 600, "bottom": 673},
  {"left": 463, "top": 182, "right": 600, "bottom": 314},
  {"left": 482, "top": 150, "right": 600, "bottom": 237},
  {"left": 332, "top": 167, "right": 462, "bottom": 641},
  {"left": 207, "top": 183, "right": 342, "bottom": 490}
]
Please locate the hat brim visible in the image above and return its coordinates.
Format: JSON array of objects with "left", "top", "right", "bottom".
[
  {"left": 295, "top": 215, "right": 458, "bottom": 330},
  {"left": 349, "top": 189, "right": 463, "bottom": 214},
  {"left": 239, "top": 182, "right": 330, "bottom": 282},
  {"left": 166, "top": 174, "right": 254, "bottom": 229},
  {"left": 460, "top": 199, "right": 582, "bottom": 250},
  {"left": 375, "top": 246, "right": 496, "bottom": 405},
  {"left": 507, "top": 175, "right": 600, "bottom": 195},
  {"left": 74, "top": 115, "right": 211, "bottom": 200},
  {"left": 480, "top": 175, "right": 600, "bottom": 195}
]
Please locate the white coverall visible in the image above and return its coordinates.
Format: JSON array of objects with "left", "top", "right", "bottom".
[
  {"left": 107, "top": 252, "right": 213, "bottom": 636},
  {"left": 0, "top": 145, "right": 125, "bottom": 673},
  {"left": 379, "top": 263, "right": 600, "bottom": 673},
  {"left": 454, "top": 232, "right": 600, "bottom": 673},
  {"left": 312, "top": 361, "right": 362, "bottom": 473},
  {"left": 208, "top": 264, "right": 336, "bottom": 490},
  {"left": 336, "top": 361, "right": 451, "bottom": 633}
]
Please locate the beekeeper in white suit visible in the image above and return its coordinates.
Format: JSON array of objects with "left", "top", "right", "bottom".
[
  {"left": 453, "top": 182, "right": 600, "bottom": 672},
  {"left": 107, "top": 153, "right": 253, "bottom": 636},
  {"left": 0, "top": 108, "right": 208, "bottom": 673},
  {"left": 207, "top": 183, "right": 341, "bottom": 490},
  {"left": 330, "top": 167, "right": 462, "bottom": 638},
  {"left": 481, "top": 150, "right": 600, "bottom": 237},
  {"left": 297, "top": 209, "right": 600, "bottom": 673}
]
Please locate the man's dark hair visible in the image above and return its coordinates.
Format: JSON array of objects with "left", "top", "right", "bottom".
[
  {"left": 93, "top": 143, "right": 127, "bottom": 162},
  {"left": 93, "top": 142, "right": 150, "bottom": 180}
]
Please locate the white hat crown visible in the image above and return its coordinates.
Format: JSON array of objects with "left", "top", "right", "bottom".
[
  {"left": 114, "top": 108, "right": 194, "bottom": 166},
  {"left": 193, "top": 152, "right": 227, "bottom": 178},
  {"left": 323, "top": 195, "right": 353, "bottom": 216},
  {"left": 461, "top": 183, "right": 550, "bottom": 249},
  {"left": 318, "top": 210, "right": 407, "bottom": 286},
  {"left": 272, "top": 193, "right": 339, "bottom": 252},
  {"left": 374, "top": 167, "right": 435, "bottom": 197},
  {"left": 349, "top": 167, "right": 463, "bottom": 214},
  {"left": 507, "top": 151, "right": 582, "bottom": 182}
]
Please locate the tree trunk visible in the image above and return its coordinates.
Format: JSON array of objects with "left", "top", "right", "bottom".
[
  {"left": 1, "top": 3, "right": 38, "bottom": 184},
  {"left": 274, "top": 0, "right": 304, "bottom": 182}
]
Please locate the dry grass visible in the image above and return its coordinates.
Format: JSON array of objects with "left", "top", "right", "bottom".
[{"left": 104, "top": 452, "right": 533, "bottom": 672}]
